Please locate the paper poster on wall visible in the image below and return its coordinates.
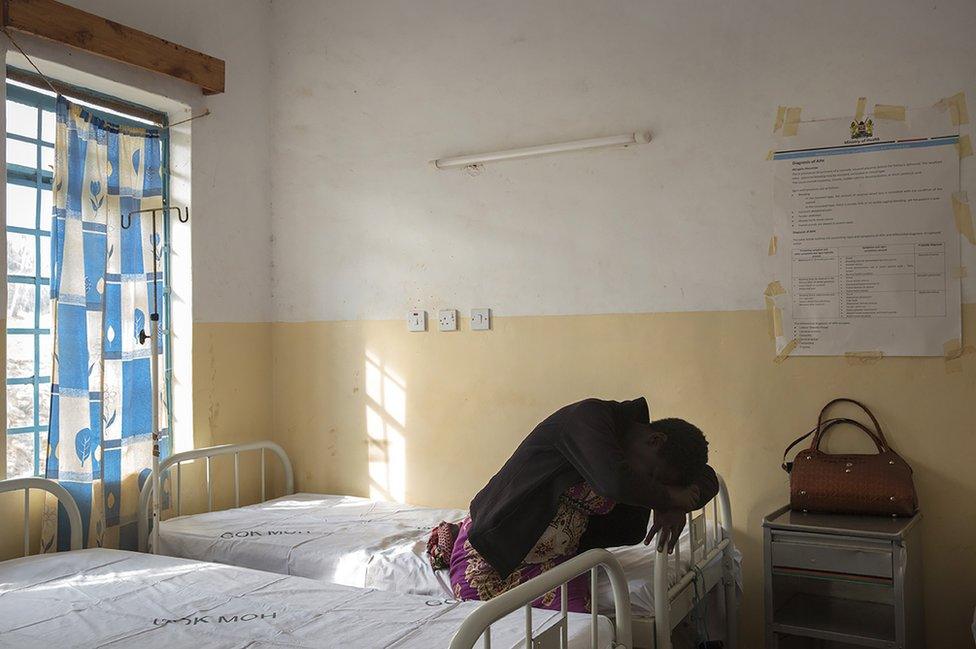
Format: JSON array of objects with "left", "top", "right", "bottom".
[{"left": 770, "top": 107, "right": 962, "bottom": 357}]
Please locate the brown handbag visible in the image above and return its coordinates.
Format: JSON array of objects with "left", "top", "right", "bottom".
[{"left": 782, "top": 398, "right": 918, "bottom": 517}]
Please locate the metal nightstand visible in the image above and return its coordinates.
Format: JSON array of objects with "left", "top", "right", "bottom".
[{"left": 763, "top": 506, "right": 923, "bottom": 648}]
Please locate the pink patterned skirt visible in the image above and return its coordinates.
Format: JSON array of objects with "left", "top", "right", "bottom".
[{"left": 449, "top": 482, "right": 614, "bottom": 613}]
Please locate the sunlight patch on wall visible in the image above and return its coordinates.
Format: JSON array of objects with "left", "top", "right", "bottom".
[{"left": 364, "top": 351, "right": 406, "bottom": 502}]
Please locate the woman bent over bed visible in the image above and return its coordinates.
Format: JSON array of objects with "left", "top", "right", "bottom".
[{"left": 429, "top": 397, "right": 718, "bottom": 613}]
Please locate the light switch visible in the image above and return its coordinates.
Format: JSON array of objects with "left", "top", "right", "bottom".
[
  {"left": 438, "top": 309, "right": 457, "bottom": 331},
  {"left": 407, "top": 310, "right": 427, "bottom": 332},
  {"left": 470, "top": 308, "right": 491, "bottom": 331}
]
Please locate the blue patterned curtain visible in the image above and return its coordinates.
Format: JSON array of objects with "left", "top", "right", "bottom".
[{"left": 41, "top": 98, "right": 169, "bottom": 551}]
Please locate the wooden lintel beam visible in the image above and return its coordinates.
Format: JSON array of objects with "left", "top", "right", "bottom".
[{"left": 2, "top": 0, "right": 225, "bottom": 95}]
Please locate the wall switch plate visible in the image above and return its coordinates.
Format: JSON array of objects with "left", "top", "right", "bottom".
[
  {"left": 438, "top": 309, "right": 457, "bottom": 331},
  {"left": 407, "top": 309, "right": 427, "bottom": 332},
  {"left": 470, "top": 308, "right": 491, "bottom": 331}
]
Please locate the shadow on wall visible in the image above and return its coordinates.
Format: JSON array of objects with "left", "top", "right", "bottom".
[{"left": 364, "top": 351, "right": 406, "bottom": 502}]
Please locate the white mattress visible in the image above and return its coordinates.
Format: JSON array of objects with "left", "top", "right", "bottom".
[
  {"left": 158, "top": 493, "right": 742, "bottom": 617},
  {"left": 0, "top": 549, "right": 614, "bottom": 649}
]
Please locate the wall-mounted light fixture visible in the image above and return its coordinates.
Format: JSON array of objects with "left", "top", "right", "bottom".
[{"left": 433, "top": 131, "right": 652, "bottom": 169}]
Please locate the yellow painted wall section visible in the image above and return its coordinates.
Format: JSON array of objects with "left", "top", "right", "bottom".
[
  {"left": 189, "top": 322, "right": 277, "bottom": 511},
  {"left": 272, "top": 307, "right": 976, "bottom": 648},
  {"left": 192, "top": 322, "right": 273, "bottom": 450}
]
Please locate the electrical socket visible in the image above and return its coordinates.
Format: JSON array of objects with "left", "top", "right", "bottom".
[{"left": 438, "top": 309, "right": 457, "bottom": 331}]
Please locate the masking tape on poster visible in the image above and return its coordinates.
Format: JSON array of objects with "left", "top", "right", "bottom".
[
  {"left": 764, "top": 281, "right": 786, "bottom": 297},
  {"left": 943, "top": 338, "right": 974, "bottom": 374},
  {"left": 773, "top": 106, "right": 786, "bottom": 133},
  {"left": 854, "top": 97, "right": 867, "bottom": 121},
  {"left": 774, "top": 339, "right": 798, "bottom": 364},
  {"left": 957, "top": 134, "right": 972, "bottom": 159},
  {"left": 952, "top": 191, "right": 975, "bottom": 244},
  {"left": 845, "top": 351, "right": 884, "bottom": 365},
  {"left": 936, "top": 92, "right": 970, "bottom": 126},
  {"left": 873, "top": 104, "right": 906, "bottom": 121},
  {"left": 782, "top": 107, "right": 802, "bottom": 136},
  {"left": 764, "top": 281, "right": 787, "bottom": 340},
  {"left": 766, "top": 296, "right": 783, "bottom": 338},
  {"left": 768, "top": 235, "right": 778, "bottom": 255}
]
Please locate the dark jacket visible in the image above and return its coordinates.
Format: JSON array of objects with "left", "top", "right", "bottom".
[{"left": 468, "top": 397, "right": 718, "bottom": 579}]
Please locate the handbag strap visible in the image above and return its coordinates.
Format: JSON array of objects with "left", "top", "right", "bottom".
[
  {"left": 782, "top": 424, "right": 818, "bottom": 472},
  {"left": 811, "top": 417, "right": 886, "bottom": 454},
  {"left": 817, "top": 398, "right": 888, "bottom": 448},
  {"left": 782, "top": 417, "right": 885, "bottom": 473}
]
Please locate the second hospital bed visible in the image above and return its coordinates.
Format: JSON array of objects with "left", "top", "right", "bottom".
[
  {"left": 138, "top": 441, "right": 741, "bottom": 648},
  {"left": 1, "top": 476, "right": 632, "bottom": 649}
]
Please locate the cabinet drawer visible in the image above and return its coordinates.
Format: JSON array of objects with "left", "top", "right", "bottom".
[{"left": 771, "top": 540, "right": 892, "bottom": 578}]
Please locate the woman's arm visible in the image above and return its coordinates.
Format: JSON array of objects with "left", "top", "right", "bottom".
[
  {"left": 554, "top": 401, "right": 681, "bottom": 509},
  {"left": 690, "top": 464, "right": 719, "bottom": 508},
  {"left": 644, "top": 467, "right": 719, "bottom": 553}
]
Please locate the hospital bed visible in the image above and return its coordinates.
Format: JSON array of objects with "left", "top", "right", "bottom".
[
  {"left": 0, "top": 476, "right": 632, "bottom": 649},
  {"left": 138, "top": 441, "right": 740, "bottom": 648}
]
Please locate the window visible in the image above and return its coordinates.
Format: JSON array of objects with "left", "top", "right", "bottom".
[
  {"left": 5, "top": 82, "right": 54, "bottom": 478},
  {"left": 5, "top": 77, "right": 173, "bottom": 478}
]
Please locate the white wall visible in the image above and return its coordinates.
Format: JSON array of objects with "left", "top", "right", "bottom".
[
  {"left": 57, "top": 0, "right": 274, "bottom": 324},
  {"left": 269, "top": 0, "right": 976, "bottom": 322}
]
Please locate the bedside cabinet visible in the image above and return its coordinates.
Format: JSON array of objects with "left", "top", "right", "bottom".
[{"left": 763, "top": 506, "right": 923, "bottom": 649}]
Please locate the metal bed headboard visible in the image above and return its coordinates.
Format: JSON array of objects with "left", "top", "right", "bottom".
[
  {"left": 449, "top": 548, "right": 633, "bottom": 649},
  {"left": 0, "top": 477, "right": 83, "bottom": 555},
  {"left": 650, "top": 473, "right": 737, "bottom": 649},
  {"left": 138, "top": 440, "right": 294, "bottom": 552}
]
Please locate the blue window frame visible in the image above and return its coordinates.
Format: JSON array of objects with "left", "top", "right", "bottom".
[{"left": 5, "top": 78, "right": 173, "bottom": 477}]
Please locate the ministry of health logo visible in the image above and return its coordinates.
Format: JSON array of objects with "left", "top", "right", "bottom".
[{"left": 849, "top": 118, "right": 874, "bottom": 139}]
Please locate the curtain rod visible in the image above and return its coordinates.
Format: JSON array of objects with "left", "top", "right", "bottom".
[
  {"left": 8, "top": 66, "right": 211, "bottom": 129},
  {"left": 6, "top": 65, "right": 168, "bottom": 125}
]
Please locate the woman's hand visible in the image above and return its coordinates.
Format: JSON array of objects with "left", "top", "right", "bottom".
[
  {"left": 665, "top": 484, "right": 701, "bottom": 512},
  {"left": 644, "top": 509, "right": 687, "bottom": 553}
]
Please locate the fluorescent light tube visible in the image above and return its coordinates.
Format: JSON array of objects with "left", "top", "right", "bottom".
[{"left": 433, "top": 131, "right": 652, "bottom": 169}]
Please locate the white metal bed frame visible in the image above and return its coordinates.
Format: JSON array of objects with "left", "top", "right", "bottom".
[
  {"left": 4, "top": 475, "right": 632, "bottom": 649},
  {"left": 136, "top": 440, "right": 295, "bottom": 552},
  {"left": 139, "top": 441, "right": 738, "bottom": 649},
  {"left": 0, "top": 476, "right": 83, "bottom": 554},
  {"left": 451, "top": 548, "right": 633, "bottom": 649}
]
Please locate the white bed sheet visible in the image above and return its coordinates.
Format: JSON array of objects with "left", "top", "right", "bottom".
[
  {"left": 160, "top": 493, "right": 467, "bottom": 598},
  {"left": 0, "top": 549, "right": 614, "bottom": 649},
  {"left": 158, "top": 493, "right": 742, "bottom": 618}
]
